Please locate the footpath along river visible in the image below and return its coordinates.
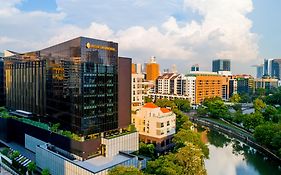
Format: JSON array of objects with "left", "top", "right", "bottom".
[{"left": 199, "top": 129, "right": 281, "bottom": 175}]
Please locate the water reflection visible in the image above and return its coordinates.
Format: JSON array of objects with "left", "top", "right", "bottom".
[{"left": 202, "top": 129, "right": 281, "bottom": 175}]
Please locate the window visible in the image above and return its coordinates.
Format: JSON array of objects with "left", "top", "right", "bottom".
[
  {"left": 161, "top": 123, "right": 164, "bottom": 128},
  {"left": 167, "top": 121, "right": 170, "bottom": 126}
]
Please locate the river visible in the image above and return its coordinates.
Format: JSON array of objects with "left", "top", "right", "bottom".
[{"left": 200, "top": 129, "right": 281, "bottom": 175}]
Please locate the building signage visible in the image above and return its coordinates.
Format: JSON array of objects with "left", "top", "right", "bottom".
[{"left": 86, "top": 42, "right": 116, "bottom": 51}]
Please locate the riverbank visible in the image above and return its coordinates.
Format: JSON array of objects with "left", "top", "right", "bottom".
[{"left": 189, "top": 116, "right": 281, "bottom": 163}]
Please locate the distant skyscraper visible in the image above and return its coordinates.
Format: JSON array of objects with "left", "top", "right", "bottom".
[
  {"left": 263, "top": 59, "right": 273, "bottom": 76},
  {"left": 255, "top": 65, "right": 264, "bottom": 78},
  {"left": 191, "top": 64, "right": 199, "bottom": 71},
  {"left": 271, "top": 59, "right": 281, "bottom": 79},
  {"left": 212, "top": 59, "right": 231, "bottom": 72},
  {"left": 146, "top": 56, "right": 160, "bottom": 81}
]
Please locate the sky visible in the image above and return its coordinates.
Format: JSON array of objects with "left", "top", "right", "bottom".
[{"left": 0, "top": 0, "right": 280, "bottom": 75}]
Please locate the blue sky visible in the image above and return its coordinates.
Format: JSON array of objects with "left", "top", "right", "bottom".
[{"left": 1, "top": 0, "right": 281, "bottom": 75}]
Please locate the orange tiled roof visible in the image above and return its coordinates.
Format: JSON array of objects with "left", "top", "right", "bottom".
[
  {"left": 160, "top": 108, "right": 171, "bottom": 113},
  {"left": 143, "top": 103, "right": 158, "bottom": 108}
]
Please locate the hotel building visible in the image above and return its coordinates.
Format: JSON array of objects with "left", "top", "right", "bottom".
[{"left": 0, "top": 37, "right": 144, "bottom": 174}]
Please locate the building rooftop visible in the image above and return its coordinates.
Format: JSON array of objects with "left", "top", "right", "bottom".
[
  {"left": 75, "top": 152, "right": 135, "bottom": 173},
  {"left": 143, "top": 103, "right": 158, "bottom": 108},
  {"left": 160, "top": 108, "right": 171, "bottom": 113}
]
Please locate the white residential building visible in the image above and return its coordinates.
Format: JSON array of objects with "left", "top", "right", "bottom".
[{"left": 132, "top": 73, "right": 145, "bottom": 108}]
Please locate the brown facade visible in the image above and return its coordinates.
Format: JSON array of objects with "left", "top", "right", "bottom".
[
  {"left": 118, "top": 57, "right": 132, "bottom": 128},
  {"left": 146, "top": 63, "right": 159, "bottom": 81}
]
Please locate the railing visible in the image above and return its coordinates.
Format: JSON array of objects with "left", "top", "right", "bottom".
[{"left": 190, "top": 117, "right": 281, "bottom": 163}]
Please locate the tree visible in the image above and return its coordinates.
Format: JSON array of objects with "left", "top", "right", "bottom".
[
  {"left": 144, "top": 97, "right": 152, "bottom": 103},
  {"left": 139, "top": 142, "right": 155, "bottom": 158},
  {"left": 230, "top": 94, "right": 241, "bottom": 103},
  {"left": 41, "top": 169, "right": 50, "bottom": 175},
  {"left": 174, "top": 99, "right": 191, "bottom": 112},
  {"left": 108, "top": 166, "right": 142, "bottom": 175},
  {"left": 202, "top": 98, "right": 230, "bottom": 119},
  {"left": 253, "top": 98, "right": 266, "bottom": 112},
  {"left": 242, "top": 112, "right": 264, "bottom": 130},
  {"left": 155, "top": 99, "right": 176, "bottom": 109},
  {"left": 262, "top": 105, "right": 278, "bottom": 121},
  {"left": 172, "top": 109, "right": 190, "bottom": 131},
  {"left": 239, "top": 93, "right": 251, "bottom": 103},
  {"left": 27, "top": 162, "right": 36, "bottom": 175},
  {"left": 146, "top": 143, "right": 207, "bottom": 175},
  {"left": 254, "top": 123, "right": 281, "bottom": 148},
  {"left": 173, "top": 129, "right": 209, "bottom": 158},
  {"left": 175, "top": 143, "right": 207, "bottom": 175}
]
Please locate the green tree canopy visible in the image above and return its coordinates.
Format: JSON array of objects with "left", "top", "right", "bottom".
[
  {"left": 173, "top": 129, "right": 209, "bottom": 158},
  {"left": 108, "top": 166, "right": 142, "bottom": 175},
  {"left": 253, "top": 98, "right": 266, "bottom": 112},
  {"left": 242, "top": 112, "right": 264, "bottom": 130},
  {"left": 173, "top": 99, "right": 191, "bottom": 112},
  {"left": 202, "top": 97, "right": 230, "bottom": 119},
  {"left": 230, "top": 94, "right": 241, "bottom": 103},
  {"left": 155, "top": 98, "right": 176, "bottom": 109}
]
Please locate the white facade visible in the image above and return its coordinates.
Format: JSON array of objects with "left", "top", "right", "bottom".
[
  {"left": 132, "top": 73, "right": 145, "bottom": 108},
  {"left": 184, "top": 76, "right": 196, "bottom": 104},
  {"left": 35, "top": 132, "right": 142, "bottom": 175},
  {"left": 132, "top": 103, "right": 176, "bottom": 139},
  {"left": 101, "top": 132, "right": 139, "bottom": 158}
]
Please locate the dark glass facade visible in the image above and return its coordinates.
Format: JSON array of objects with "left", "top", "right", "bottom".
[
  {"left": 4, "top": 37, "right": 130, "bottom": 135},
  {"left": 212, "top": 59, "right": 231, "bottom": 72},
  {"left": 271, "top": 59, "right": 281, "bottom": 79},
  {"left": 0, "top": 58, "right": 5, "bottom": 106}
]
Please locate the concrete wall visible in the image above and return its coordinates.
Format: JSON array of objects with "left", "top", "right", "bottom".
[{"left": 102, "top": 132, "right": 139, "bottom": 158}]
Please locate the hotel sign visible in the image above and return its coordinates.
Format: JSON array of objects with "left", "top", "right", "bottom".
[{"left": 86, "top": 42, "right": 116, "bottom": 51}]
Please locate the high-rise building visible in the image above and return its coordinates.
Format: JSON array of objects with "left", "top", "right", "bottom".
[
  {"left": 146, "top": 56, "right": 160, "bottom": 81},
  {"left": 0, "top": 57, "right": 4, "bottom": 106},
  {"left": 212, "top": 59, "right": 231, "bottom": 72},
  {"left": 271, "top": 59, "right": 281, "bottom": 79},
  {"left": 191, "top": 64, "right": 199, "bottom": 72},
  {"left": 263, "top": 59, "right": 273, "bottom": 76},
  {"left": 254, "top": 64, "right": 264, "bottom": 78},
  {"left": 4, "top": 37, "right": 131, "bottom": 136}
]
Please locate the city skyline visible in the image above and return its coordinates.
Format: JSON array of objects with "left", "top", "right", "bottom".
[{"left": 0, "top": 0, "right": 281, "bottom": 75}]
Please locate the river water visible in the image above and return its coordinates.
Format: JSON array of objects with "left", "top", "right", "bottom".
[{"left": 202, "top": 129, "right": 281, "bottom": 175}]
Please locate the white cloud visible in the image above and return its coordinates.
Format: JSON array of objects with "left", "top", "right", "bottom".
[{"left": 0, "top": 0, "right": 259, "bottom": 74}]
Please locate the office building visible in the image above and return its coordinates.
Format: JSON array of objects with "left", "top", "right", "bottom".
[
  {"left": 132, "top": 103, "right": 176, "bottom": 153},
  {"left": 3, "top": 37, "right": 133, "bottom": 136},
  {"left": 254, "top": 78, "right": 278, "bottom": 91},
  {"left": 212, "top": 59, "right": 231, "bottom": 72},
  {"left": 271, "top": 59, "right": 281, "bottom": 79},
  {"left": 236, "top": 75, "right": 254, "bottom": 94},
  {"left": 191, "top": 64, "right": 199, "bottom": 72},
  {"left": 0, "top": 57, "right": 4, "bottom": 106},
  {"left": 146, "top": 56, "right": 160, "bottom": 81},
  {"left": 1, "top": 37, "right": 145, "bottom": 174},
  {"left": 254, "top": 64, "right": 264, "bottom": 78},
  {"left": 263, "top": 59, "right": 273, "bottom": 77}
]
